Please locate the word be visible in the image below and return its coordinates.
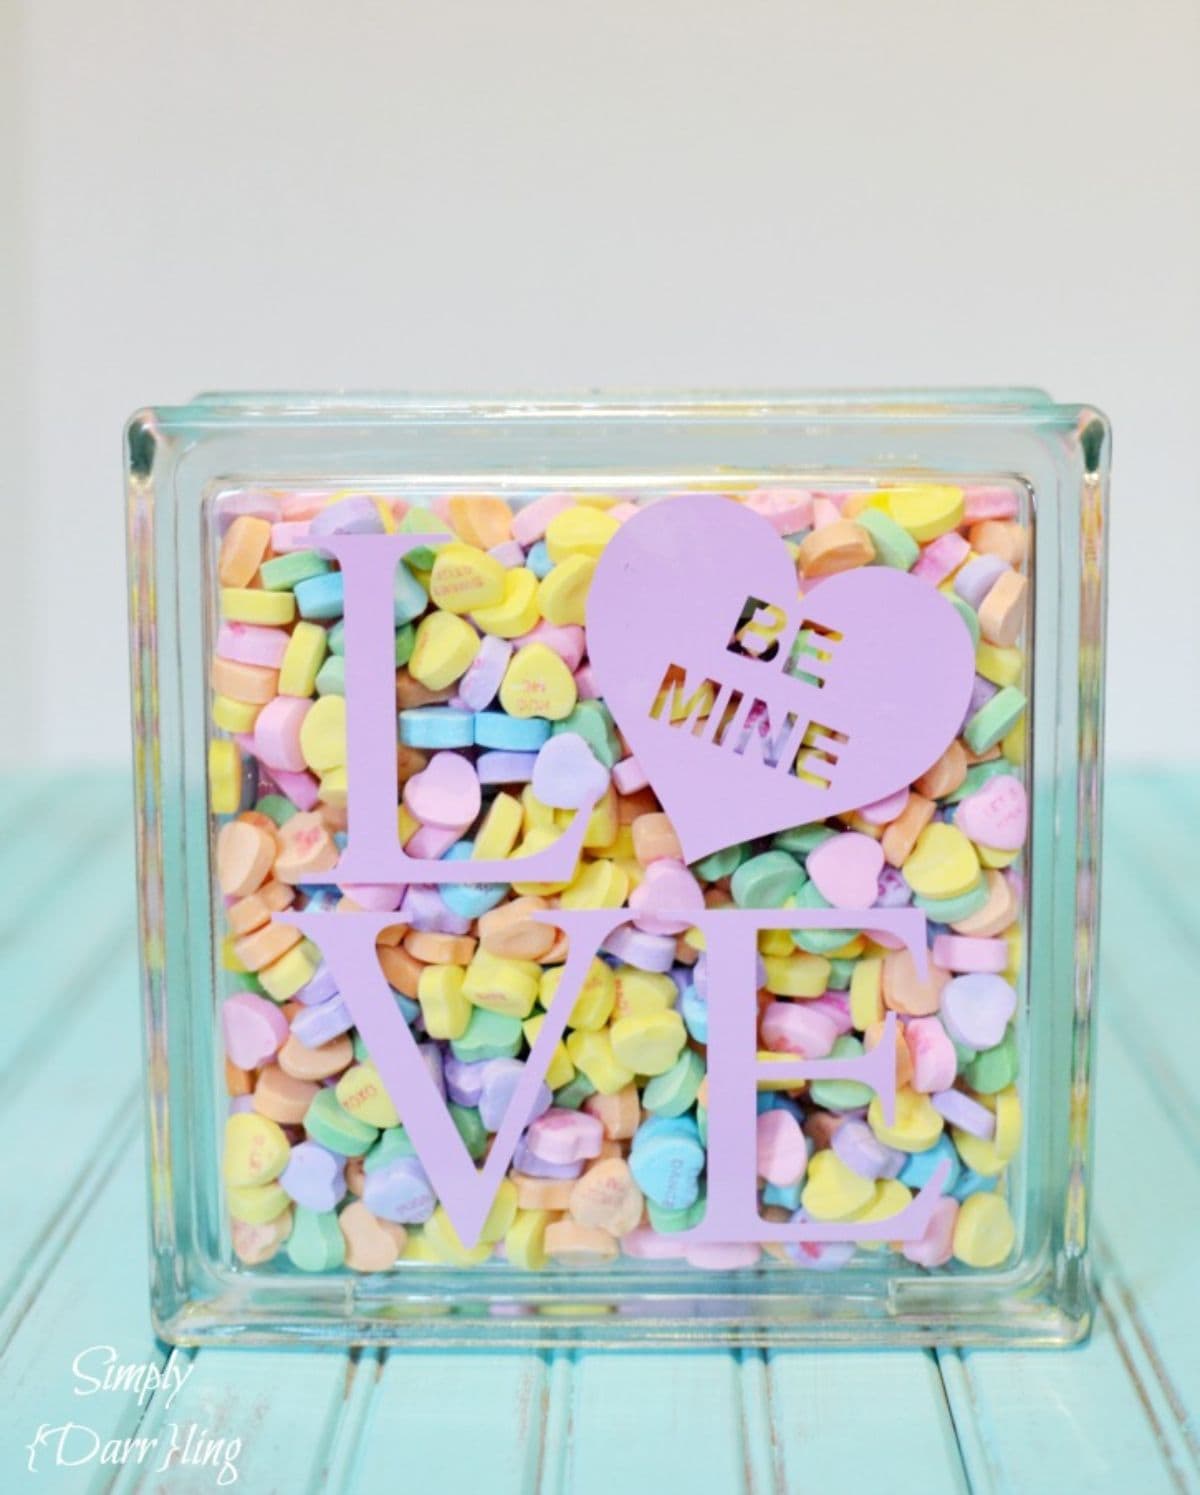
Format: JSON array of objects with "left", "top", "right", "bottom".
[{"left": 650, "top": 595, "right": 849, "bottom": 785}]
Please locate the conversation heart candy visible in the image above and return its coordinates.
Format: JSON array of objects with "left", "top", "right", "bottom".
[
  {"left": 955, "top": 774, "right": 1028, "bottom": 852},
  {"left": 279, "top": 1141, "right": 347, "bottom": 1213},
  {"left": 531, "top": 732, "right": 610, "bottom": 810},
  {"left": 939, "top": 973, "right": 1017, "bottom": 1051},
  {"left": 339, "top": 1200, "right": 407, "bottom": 1272},
  {"left": 628, "top": 859, "right": 705, "bottom": 935},
  {"left": 403, "top": 751, "right": 482, "bottom": 829},
  {"left": 224, "top": 1112, "right": 291, "bottom": 1188},
  {"left": 222, "top": 991, "right": 290, "bottom": 1070},
  {"left": 363, "top": 1156, "right": 438, "bottom": 1224},
  {"left": 806, "top": 832, "right": 885, "bottom": 908}
]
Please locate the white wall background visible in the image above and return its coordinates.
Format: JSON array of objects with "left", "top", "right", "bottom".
[{"left": 4, "top": 0, "right": 1198, "bottom": 767}]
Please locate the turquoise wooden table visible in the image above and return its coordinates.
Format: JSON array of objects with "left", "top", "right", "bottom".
[{"left": 1, "top": 770, "right": 1196, "bottom": 1493}]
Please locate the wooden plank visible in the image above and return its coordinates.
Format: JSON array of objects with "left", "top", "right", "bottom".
[
  {"left": 558, "top": 1351, "right": 753, "bottom": 1494},
  {"left": 0, "top": 1147, "right": 167, "bottom": 1495},
  {"left": 0, "top": 772, "right": 129, "bottom": 948},
  {"left": 1089, "top": 1037, "right": 1200, "bottom": 1483},
  {"left": 353, "top": 1348, "right": 547, "bottom": 1493},
  {"left": 107, "top": 1347, "right": 359, "bottom": 1495},
  {"left": 766, "top": 1349, "right": 966, "bottom": 1493},
  {"left": 0, "top": 844, "right": 140, "bottom": 1309},
  {"left": 0, "top": 794, "right": 136, "bottom": 1083},
  {"left": 943, "top": 1314, "right": 1183, "bottom": 1494}
]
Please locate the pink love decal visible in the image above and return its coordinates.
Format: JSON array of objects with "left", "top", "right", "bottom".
[{"left": 587, "top": 495, "right": 975, "bottom": 863}]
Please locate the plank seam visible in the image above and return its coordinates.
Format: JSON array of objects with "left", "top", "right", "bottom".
[
  {"left": 935, "top": 1349, "right": 999, "bottom": 1495},
  {"left": 1094, "top": 1230, "right": 1200, "bottom": 1486},
  {"left": 0, "top": 915, "right": 137, "bottom": 1090},
  {"left": 0, "top": 1096, "right": 141, "bottom": 1353}
]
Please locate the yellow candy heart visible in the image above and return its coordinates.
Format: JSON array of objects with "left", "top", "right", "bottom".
[
  {"left": 544, "top": 506, "right": 620, "bottom": 562},
  {"left": 499, "top": 642, "right": 578, "bottom": 720},
  {"left": 537, "top": 555, "right": 597, "bottom": 626},
  {"left": 800, "top": 1150, "right": 878, "bottom": 1221},
  {"left": 278, "top": 621, "right": 328, "bottom": 697},
  {"left": 224, "top": 1113, "right": 291, "bottom": 1187},
  {"left": 221, "top": 587, "right": 296, "bottom": 625},
  {"left": 506, "top": 1208, "right": 551, "bottom": 1270},
  {"left": 417, "top": 965, "right": 471, "bottom": 1040},
  {"left": 258, "top": 939, "right": 318, "bottom": 1001},
  {"left": 880, "top": 485, "right": 965, "bottom": 542},
  {"left": 471, "top": 567, "right": 540, "bottom": 638},
  {"left": 335, "top": 1060, "right": 400, "bottom": 1129},
  {"left": 951, "top": 1127, "right": 1007, "bottom": 1177},
  {"left": 209, "top": 740, "right": 242, "bottom": 815},
  {"left": 409, "top": 609, "right": 480, "bottom": 689},
  {"left": 227, "top": 1181, "right": 291, "bottom": 1224},
  {"left": 522, "top": 1014, "right": 576, "bottom": 1089},
  {"left": 609, "top": 1010, "right": 687, "bottom": 1075},
  {"left": 541, "top": 958, "right": 616, "bottom": 1031},
  {"left": 479, "top": 1179, "right": 519, "bottom": 1243},
  {"left": 473, "top": 792, "right": 523, "bottom": 859},
  {"left": 975, "top": 642, "right": 1024, "bottom": 688},
  {"left": 423, "top": 1205, "right": 493, "bottom": 1265},
  {"left": 566, "top": 1028, "right": 634, "bottom": 1093},
  {"left": 762, "top": 952, "right": 831, "bottom": 997},
  {"left": 560, "top": 858, "right": 630, "bottom": 910},
  {"left": 854, "top": 1178, "right": 914, "bottom": 1250},
  {"left": 299, "top": 694, "right": 347, "bottom": 773},
  {"left": 867, "top": 1086, "right": 944, "bottom": 1152},
  {"left": 462, "top": 948, "right": 541, "bottom": 1018},
  {"left": 952, "top": 1192, "right": 1015, "bottom": 1267},
  {"left": 612, "top": 966, "right": 677, "bottom": 1019},
  {"left": 212, "top": 695, "right": 262, "bottom": 733},
  {"left": 902, "top": 823, "right": 981, "bottom": 900},
  {"left": 991, "top": 1085, "right": 1022, "bottom": 1160},
  {"left": 429, "top": 543, "right": 507, "bottom": 614},
  {"left": 849, "top": 956, "right": 884, "bottom": 1029}
]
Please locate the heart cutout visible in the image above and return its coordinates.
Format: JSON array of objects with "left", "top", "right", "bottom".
[{"left": 587, "top": 495, "right": 975, "bottom": 863}]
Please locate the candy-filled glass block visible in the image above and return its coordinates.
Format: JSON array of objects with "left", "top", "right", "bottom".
[{"left": 126, "top": 392, "right": 1108, "bottom": 1347}]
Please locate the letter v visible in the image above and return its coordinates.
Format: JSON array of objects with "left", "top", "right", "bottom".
[{"left": 282, "top": 907, "right": 632, "bottom": 1248}]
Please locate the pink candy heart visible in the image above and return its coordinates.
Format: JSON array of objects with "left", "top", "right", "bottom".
[
  {"left": 629, "top": 859, "right": 705, "bottom": 935},
  {"left": 587, "top": 495, "right": 975, "bottom": 863},
  {"left": 955, "top": 774, "right": 1028, "bottom": 851},
  {"left": 222, "top": 990, "right": 289, "bottom": 1070},
  {"left": 525, "top": 1108, "right": 605, "bottom": 1165},
  {"left": 403, "top": 751, "right": 481, "bottom": 829},
  {"left": 806, "top": 832, "right": 885, "bottom": 909},
  {"left": 531, "top": 732, "right": 610, "bottom": 811}
]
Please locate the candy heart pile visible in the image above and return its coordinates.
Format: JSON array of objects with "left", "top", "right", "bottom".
[{"left": 210, "top": 482, "right": 1028, "bottom": 1275}]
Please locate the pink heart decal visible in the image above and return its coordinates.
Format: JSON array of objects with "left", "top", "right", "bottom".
[{"left": 587, "top": 494, "right": 975, "bottom": 863}]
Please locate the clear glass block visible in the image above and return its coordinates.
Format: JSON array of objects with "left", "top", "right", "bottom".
[{"left": 126, "top": 392, "right": 1108, "bottom": 1347}]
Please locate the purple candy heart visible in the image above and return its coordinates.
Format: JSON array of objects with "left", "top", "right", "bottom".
[
  {"left": 280, "top": 1141, "right": 347, "bottom": 1213},
  {"left": 832, "top": 1118, "right": 907, "bottom": 1180},
  {"left": 478, "top": 1059, "right": 552, "bottom": 1134},
  {"left": 932, "top": 1089, "right": 996, "bottom": 1139},
  {"left": 363, "top": 1156, "right": 437, "bottom": 1223},
  {"left": 512, "top": 1138, "right": 583, "bottom": 1179},
  {"left": 531, "top": 732, "right": 610, "bottom": 811},
  {"left": 939, "top": 973, "right": 1016, "bottom": 1051},
  {"left": 308, "top": 493, "right": 386, "bottom": 539},
  {"left": 953, "top": 554, "right": 1008, "bottom": 611},
  {"left": 291, "top": 993, "right": 355, "bottom": 1047},
  {"left": 444, "top": 1056, "right": 489, "bottom": 1107}
]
